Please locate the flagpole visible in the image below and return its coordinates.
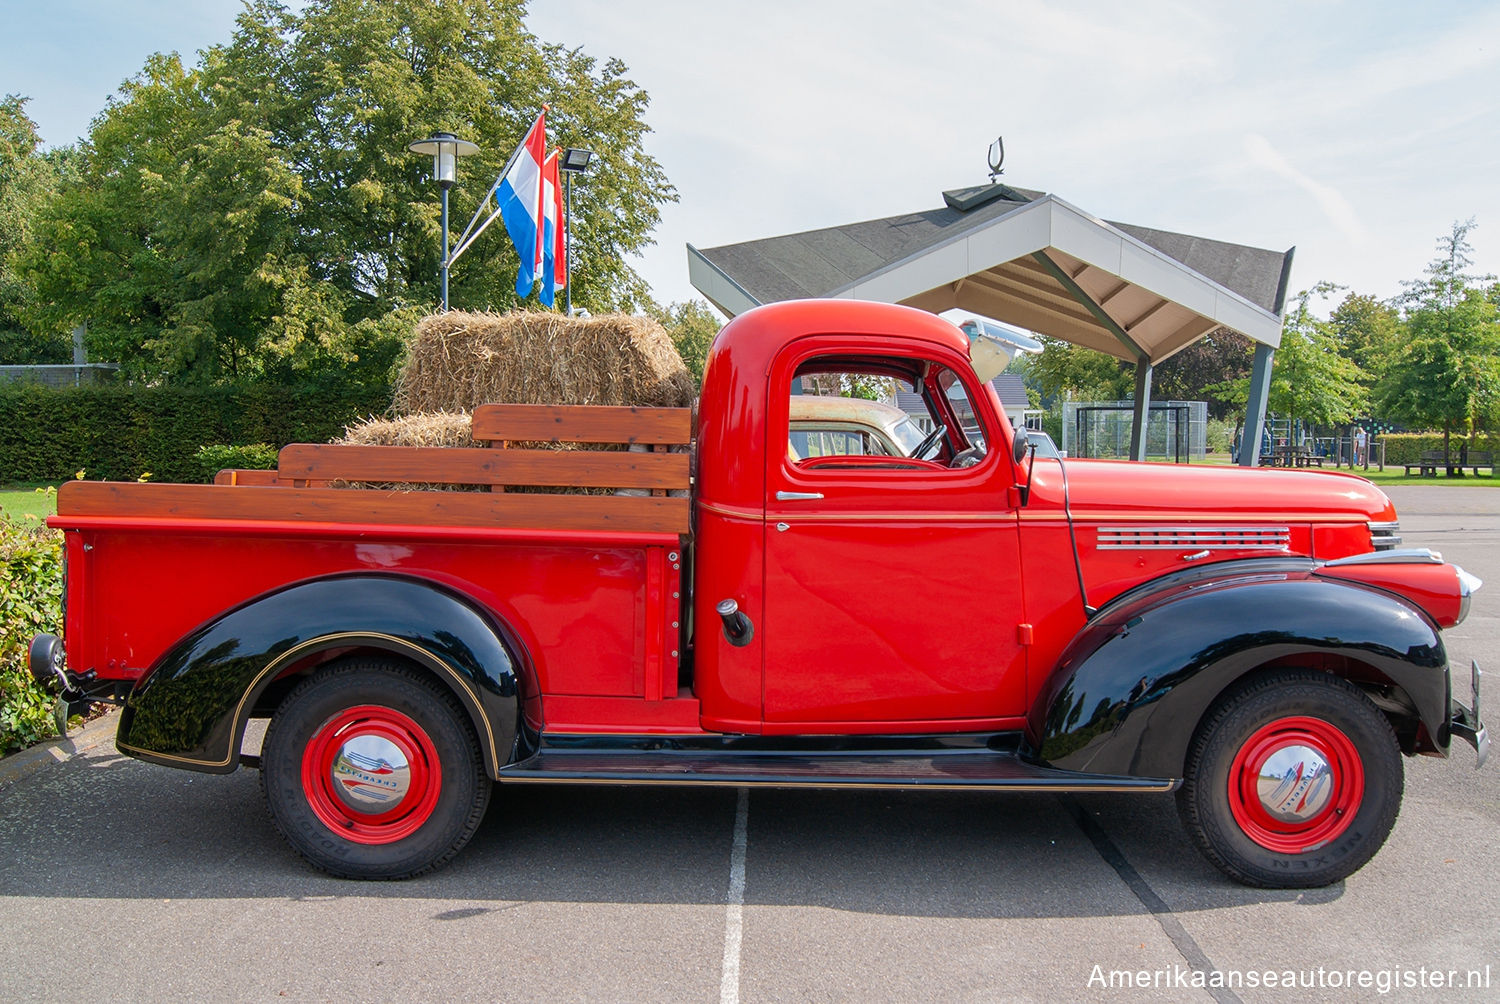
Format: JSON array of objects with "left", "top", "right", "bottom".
[
  {"left": 447, "top": 106, "right": 549, "bottom": 267},
  {"left": 449, "top": 140, "right": 523, "bottom": 263},
  {"left": 564, "top": 166, "right": 574, "bottom": 315},
  {"left": 448, "top": 204, "right": 505, "bottom": 267}
]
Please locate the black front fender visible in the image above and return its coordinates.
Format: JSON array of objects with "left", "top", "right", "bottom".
[
  {"left": 116, "top": 574, "right": 522, "bottom": 776},
  {"left": 1031, "top": 571, "right": 1449, "bottom": 778}
]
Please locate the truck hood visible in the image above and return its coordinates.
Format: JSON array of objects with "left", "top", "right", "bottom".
[{"left": 1047, "top": 459, "right": 1397, "bottom": 523}]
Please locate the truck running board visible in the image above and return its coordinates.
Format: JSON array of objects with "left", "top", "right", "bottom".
[{"left": 498, "top": 742, "right": 1176, "bottom": 792}]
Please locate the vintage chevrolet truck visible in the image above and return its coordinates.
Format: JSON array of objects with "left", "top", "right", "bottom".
[{"left": 30, "top": 298, "right": 1487, "bottom": 887}]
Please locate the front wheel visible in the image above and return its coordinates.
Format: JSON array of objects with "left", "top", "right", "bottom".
[
  {"left": 261, "top": 657, "right": 492, "bottom": 879},
  {"left": 1177, "top": 669, "right": 1402, "bottom": 888}
]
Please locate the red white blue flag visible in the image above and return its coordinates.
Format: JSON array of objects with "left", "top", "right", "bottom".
[
  {"left": 494, "top": 109, "right": 547, "bottom": 297},
  {"left": 551, "top": 150, "right": 567, "bottom": 298},
  {"left": 538, "top": 149, "right": 565, "bottom": 307}
]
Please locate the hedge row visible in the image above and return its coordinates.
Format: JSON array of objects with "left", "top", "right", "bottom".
[
  {"left": 0, "top": 382, "right": 391, "bottom": 483},
  {"left": 1376, "top": 433, "right": 1500, "bottom": 466},
  {"left": 0, "top": 519, "right": 62, "bottom": 754}
]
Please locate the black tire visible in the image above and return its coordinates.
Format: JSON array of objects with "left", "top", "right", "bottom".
[
  {"left": 260, "top": 657, "right": 491, "bottom": 879},
  {"left": 1177, "top": 669, "right": 1402, "bottom": 888}
]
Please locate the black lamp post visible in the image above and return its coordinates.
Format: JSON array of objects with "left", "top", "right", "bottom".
[
  {"left": 559, "top": 147, "right": 594, "bottom": 315},
  {"left": 408, "top": 131, "right": 478, "bottom": 311}
]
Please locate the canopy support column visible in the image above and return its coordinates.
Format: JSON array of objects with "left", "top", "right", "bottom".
[
  {"left": 1239, "top": 246, "right": 1294, "bottom": 467},
  {"left": 1130, "top": 358, "right": 1153, "bottom": 461},
  {"left": 1240, "top": 343, "right": 1275, "bottom": 467}
]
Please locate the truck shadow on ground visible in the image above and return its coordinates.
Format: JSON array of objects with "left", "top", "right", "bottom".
[{"left": 0, "top": 748, "right": 1345, "bottom": 916}]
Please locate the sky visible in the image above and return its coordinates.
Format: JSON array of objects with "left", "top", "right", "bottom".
[{"left": 4, "top": 0, "right": 1498, "bottom": 317}]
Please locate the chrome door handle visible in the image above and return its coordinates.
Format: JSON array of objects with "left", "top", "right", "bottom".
[{"left": 775, "top": 491, "right": 824, "bottom": 501}]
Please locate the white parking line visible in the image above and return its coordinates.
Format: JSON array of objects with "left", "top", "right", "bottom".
[{"left": 720, "top": 787, "right": 749, "bottom": 1004}]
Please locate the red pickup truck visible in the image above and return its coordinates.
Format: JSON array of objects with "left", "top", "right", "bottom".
[{"left": 31, "top": 299, "right": 1487, "bottom": 887}]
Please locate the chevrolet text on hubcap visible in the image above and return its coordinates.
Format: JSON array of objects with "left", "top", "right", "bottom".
[
  {"left": 301, "top": 705, "right": 441, "bottom": 845},
  {"left": 1229, "top": 716, "right": 1363, "bottom": 854}
]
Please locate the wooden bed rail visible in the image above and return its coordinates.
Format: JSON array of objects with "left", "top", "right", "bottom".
[
  {"left": 67, "top": 405, "right": 695, "bottom": 535},
  {"left": 470, "top": 404, "right": 692, "bottom": 445},
  {"left": 275, "top": 444, "right": 689, "bottom": 491}
]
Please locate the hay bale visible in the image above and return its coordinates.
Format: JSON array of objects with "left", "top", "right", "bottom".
[
  {"left": 340, "top": 411, "right": 473, "bottom": 448},
  {"left": 334, "top": 409, "right": 611, "bottom": 494},
  {"left": 395, "top": 310, "right": 695, "bottom": 414}
]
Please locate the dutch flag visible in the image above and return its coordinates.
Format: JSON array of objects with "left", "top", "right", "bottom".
[
  {"left": 495, "top": 109, "right": 547, "bottom": 298},
  {"left": 538, "top": 148, "right": 566, "bottom": 308}
]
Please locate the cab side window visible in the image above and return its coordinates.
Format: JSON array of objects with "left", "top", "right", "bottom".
[{"left": 785, "top": 354, "right": 986, "bottom": 470}]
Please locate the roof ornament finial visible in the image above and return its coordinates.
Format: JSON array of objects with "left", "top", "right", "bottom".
[{"left": 987, "top": 137, "right": 1005, "bottom": 182}]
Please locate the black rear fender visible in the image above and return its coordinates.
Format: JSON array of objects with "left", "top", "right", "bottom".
[
  {"left": 115, "top": 574, "right": 524, "bottom": 777},
  {"left": 1031, "top": 573, "right": 1449, "bottom": 778}
]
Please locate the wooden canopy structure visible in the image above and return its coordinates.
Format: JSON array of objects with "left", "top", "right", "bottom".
[{"left": 689, "top": 183, "right": 1293, "bottom": 464}]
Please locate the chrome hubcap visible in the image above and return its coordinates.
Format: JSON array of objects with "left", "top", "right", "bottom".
[
  {"left": 1255, "top": 743, "right": 1333, "bottom": 823},
  {"left": 330, "top": 734, "right": 411, "bottom": 813}
]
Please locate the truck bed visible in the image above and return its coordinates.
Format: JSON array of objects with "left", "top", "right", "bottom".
[{"left": 50, "top": 404, "right": 700, "bottom": 733}]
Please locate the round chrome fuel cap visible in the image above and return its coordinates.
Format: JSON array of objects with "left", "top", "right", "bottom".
[
  {"left": 330, "top": 735, "right": 411, "bottom": 813},
  {"left": 1255, "top": 744, "right": 1333, "bottom": 822}
]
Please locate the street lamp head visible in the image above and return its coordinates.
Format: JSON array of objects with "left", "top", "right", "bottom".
[
  {"left": 409, "top": 131, "right": 479, "bottom": 189},
  {"left": 560, "top": 147, "right": 595, "bottom": 173},
  {"left": 409, "top": 131, "right": 478, "bottom": 310}
]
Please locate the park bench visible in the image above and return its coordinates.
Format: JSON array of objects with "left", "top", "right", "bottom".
[
  {"left": 1264, "top": 448, "right": 1324, "bottom": 468},
  {"left": 1464, "top": 450, "right": 1494, "bottom": 476},
  {"left": 1403, "top": 450, "right": 1444, "bottom": 476}
]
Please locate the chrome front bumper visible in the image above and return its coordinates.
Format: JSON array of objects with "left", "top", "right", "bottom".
[{"left": 1450, "top": 659, "right": 1488, "bottom": 769}]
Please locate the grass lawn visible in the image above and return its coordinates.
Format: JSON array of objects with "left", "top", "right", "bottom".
[
  {"left": 0, "top": 484, "right": 59, "bottom": 522},
  {"left": 1145, "top": 455, "right": 1499, "bottom": 487},
  {"left": 1342, "top": 465, "right": 1500, "bottom": 488}
]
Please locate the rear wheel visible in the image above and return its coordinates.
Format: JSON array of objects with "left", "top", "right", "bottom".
[
  {"left": 1177, "top": 669, "right": 1402, "bottom": 888},
  {"left": 261, "top": 657, "right": 491, "bottom": 879}
]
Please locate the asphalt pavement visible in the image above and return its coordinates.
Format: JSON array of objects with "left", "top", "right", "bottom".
[{"left": 1, "top": 485, "right": 1496, "bottom": 1002}]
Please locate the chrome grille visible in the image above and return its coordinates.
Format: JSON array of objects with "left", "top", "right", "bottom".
[
  {"left": 1368, "top": 521, "right": 1402, "bottom": 550},
  {"left": 1096, "top": 526, "right": 1291, "bottom": 550}
]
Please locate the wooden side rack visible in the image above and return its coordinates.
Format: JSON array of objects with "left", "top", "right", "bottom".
[{"left": 59, "top": 405, "right": 694, "bottom": 536}]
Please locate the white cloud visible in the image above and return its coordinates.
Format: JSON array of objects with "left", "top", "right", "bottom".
[{"left": 1243, "top": 133, "right": 1366, "bottom": 243}]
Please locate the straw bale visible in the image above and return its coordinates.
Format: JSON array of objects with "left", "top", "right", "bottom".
[
  {"left": 334, "top": 409, "right": 611, "bottom": 494},
  {"left": 339, "top": 411, "right": 473, "bottom": 449},
  {"left": 340, "top": 308, "right": 695, "bottom": 496},
  {"left": 395, "top": 310, "right": 695, "bottom": 414}
]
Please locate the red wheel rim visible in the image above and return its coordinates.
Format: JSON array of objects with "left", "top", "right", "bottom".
[
  {"left": 301, "top": 705, "right": 442, "bottom": 845},
  {"left": 1228, "top": 715, "right": 1363, "bottom": 854}
]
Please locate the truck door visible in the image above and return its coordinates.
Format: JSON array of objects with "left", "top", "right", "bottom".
[{"left": 761, "top": 338, "right": 1028, "bottom": 730}]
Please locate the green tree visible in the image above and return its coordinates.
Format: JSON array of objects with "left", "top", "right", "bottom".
[
  {"left": 1374, "top": 220, "right": 1500, "bottom": 468},
  {"left": 0, "top": 96, "right": 74, "bottom": 363},
  {"left": 18, "top": 54, "right": 351, "bottom": 383},
  {"left": 649, "top": 299, "right": 720, "bottom": 384},
  {"left": 219, "top": 0, "right": 673, "bottom": 314},
  {"left": 1022, "top": 337, "right": 1133, "bottom": 402},
  {"left": 1328, "top": 291, "right": 1402, "bottom": 392},
  {"left": 1269, "top": 283, "right": 1365, "bottom": 434},
  {"left": 18, "top": 0, "right": 676, "bottom": 384},
  {"left": 1150, "top": 327, "right": 1253, "bottom": 418}
]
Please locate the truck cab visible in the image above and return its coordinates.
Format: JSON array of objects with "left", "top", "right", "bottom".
[{"left": 696, "top": 299, "right": 1028, "bottom": 734}]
